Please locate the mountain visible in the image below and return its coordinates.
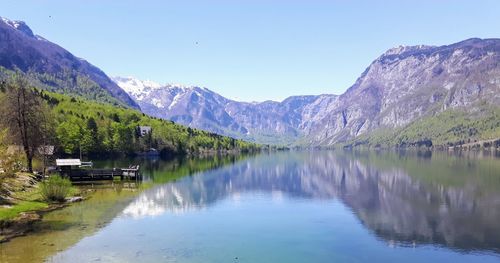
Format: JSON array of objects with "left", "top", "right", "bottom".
[
  {"left": 306, "top": 38, "right": 500, "bottom": 146},
  {"left": 113, "top": 76, "right": 339, "bottom": 144},
  {"left": 0, "top": 17, "right": 139, "bottom": 109},
  {"left": 1, "top": 17, "right": 495, "bottom": 146},
  {"left": 116, "top": 38, "right": 500, "bottom": 146}
]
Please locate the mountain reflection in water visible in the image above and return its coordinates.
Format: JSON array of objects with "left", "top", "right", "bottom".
[{"left": 121, "top": 150, "right": 500, "bottom": 254}]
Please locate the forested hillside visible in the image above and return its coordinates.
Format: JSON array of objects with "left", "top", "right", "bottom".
[
  {"left": 0, "top": 17, "right": 139, "bottom": 109},
  {"left": 344, "top": 105, "right": 500, "bottom": 148},
  {"left": 0, "top": 78, "right": 262, "bottom": 157}
]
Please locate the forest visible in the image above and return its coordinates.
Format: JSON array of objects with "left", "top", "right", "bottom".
[{"left": 0, "top": 74, "right": 263, "bottom": 160}]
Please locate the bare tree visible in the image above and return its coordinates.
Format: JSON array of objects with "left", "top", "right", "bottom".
[{"left": 0, "top": 74, "right": 53, "bottom": 173}]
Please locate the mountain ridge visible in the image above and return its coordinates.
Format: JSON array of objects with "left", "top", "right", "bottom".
[
  {"left": 113, "top": 76, "right": 341, "bottom": 144},
  {"left": 0, "top": 16, "right": 139, "bottom": 109},
  {"left": 309, "top": 37, "right": 500, "bottom": 145},
  {"left": 115, "top": 38, "right": 500, "bottom": 146}
]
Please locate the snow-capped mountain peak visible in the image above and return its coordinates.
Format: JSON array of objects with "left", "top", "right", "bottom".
[
  {"left": 112, "top": 76, "right": 163, "bottom": 100},
  {"left": 1, "top": 16, "right": 35, "bottom": 38},
  {"left": 1, "top": 17, "right": 23, "bottom": 29},
  {"left": 112, "top": 76, "right": 202, "bottom": 101}
]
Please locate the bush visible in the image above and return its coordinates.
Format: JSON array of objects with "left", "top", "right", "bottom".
[{"left": 39, "top": 175, "right": 72, "bottom": 202}]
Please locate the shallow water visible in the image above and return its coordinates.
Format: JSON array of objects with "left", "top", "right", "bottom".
[{"left": 1, "top": 150, "right": 500, "bottom": 262}]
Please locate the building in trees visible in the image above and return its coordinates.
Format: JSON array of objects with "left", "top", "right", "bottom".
[{"left": 138, "top": 126, "right": 152, "bottom": 137}]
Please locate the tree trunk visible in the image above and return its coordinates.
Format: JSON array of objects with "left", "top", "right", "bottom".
[
  {"left": 24, "top": 147, "right": 33, "bottom": 173},
  {"left": 26, "top": 155, "right": 33, "bottom": 173}
]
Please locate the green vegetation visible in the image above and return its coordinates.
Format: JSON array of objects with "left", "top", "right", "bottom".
[
  {"left": 0, "top": 74, "right": 262, "bottom": 158},
  {"left": 347, "top": 104, "right": 500, "bottom": 148},
  {"left": 0, "top": 171, "right": 80, "bottom": 222},
  {"left": 0, "top": 156, "right": 239, "bottom": 259},
  {"left": 39, "top": 175, "right": 73, "bottom": 202},
  {"left": 0, "top": 72, "right": 261, "bottom": 225},
  {"left": 0, "top": 172, "right": 48, "bottom": 221},
  {"left": 44, "top": 90, "right": 261, "bottom": 156},
  {"left": 147, "top": 155, "right": 246, "bottom": 184},
  {"left": 0, "top": 66, "right": 128, "bottom": 108},
  {"left": 0, "top": 131, "right": 47, "bottom": 219},
  {"left": 0, "top": 201, "right": 48, "bottom": 221},
  {"left": 0, "top": 75, "right": 54, "bottom": 172}
]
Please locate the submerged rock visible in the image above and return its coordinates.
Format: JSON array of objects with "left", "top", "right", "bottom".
[{"left": 66, "top": 196, "right": 84, "bottom": 203}]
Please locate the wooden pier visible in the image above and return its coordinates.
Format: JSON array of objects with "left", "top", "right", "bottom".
[{"left": 56, "top": 159, "right": 141, "bottom": 181}]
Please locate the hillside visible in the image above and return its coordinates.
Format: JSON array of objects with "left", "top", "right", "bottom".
[
  {"left": 0, "top": 84, "right": 261, "bottom": 157},
  {"left": 306, "top": 38, "right": 500, "bottom": 146},
  {"left": 116, "top": 38, "right": 500, "bottom": 147},
  {"left": 0, "top": 17, "right": 139, "bottom": 109}
]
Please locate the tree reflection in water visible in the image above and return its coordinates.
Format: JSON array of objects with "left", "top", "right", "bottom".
[{"left": 122, "top": 150, "right": 500, "bottom": 254}]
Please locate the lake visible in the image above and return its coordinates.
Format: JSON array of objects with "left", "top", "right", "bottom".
[{"left": 1, "top": 150, "right": 500, "bottom": 262}]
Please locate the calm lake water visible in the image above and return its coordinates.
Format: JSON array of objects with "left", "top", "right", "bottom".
[{"left": 1, "top": 150, "right": 500, "bottom": 262}]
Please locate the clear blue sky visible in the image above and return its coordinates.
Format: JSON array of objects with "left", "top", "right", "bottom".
[{"left": 2, "top": 0, "right": 500, "bottom": 101}]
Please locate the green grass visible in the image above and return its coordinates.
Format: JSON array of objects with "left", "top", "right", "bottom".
[
  {"left": 0, "top": 201, "right": 48, "bottom": 221},
  {"left": 0, "top": 172, "right": 79, "bottom": 221}
]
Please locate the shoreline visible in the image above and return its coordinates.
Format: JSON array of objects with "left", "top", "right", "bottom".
[
  {"left": 0, "top": 172, "right": 85, "bottom": 243},
  {"left": 0, "top": 196, "right": 84, "bottom": 243},
  {"left": 0, "top": 146, "right": 497, "bottom": 244}
]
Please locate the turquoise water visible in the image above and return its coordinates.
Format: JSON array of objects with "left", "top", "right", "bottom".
[{"left": 4, "top": 150, "right": 500, "bottom": 262}]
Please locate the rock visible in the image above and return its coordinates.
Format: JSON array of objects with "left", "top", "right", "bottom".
[{"left": 66, "top": 196, "right": 83, "bottom": 203}]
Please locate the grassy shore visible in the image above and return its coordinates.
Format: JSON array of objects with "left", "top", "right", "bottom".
[
  {"left": 0, "top": 173, "right": 46, "bottom": 220},
  {"left": 0, "top": 172, "right": 80, "bottom": 242}
]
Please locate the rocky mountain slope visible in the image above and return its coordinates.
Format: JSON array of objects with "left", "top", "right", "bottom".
[
  {"left": 306, "top": 38, "right": 500, "bottom": 146},
  {"left": 0, "top": 17, "right": 139, "bottom": 109},
  {"left": 116, "top": 38, "right": 500, "bottom": 146},
  {"left": 113, "top": 76, "right": 339, "bottom": 144}
]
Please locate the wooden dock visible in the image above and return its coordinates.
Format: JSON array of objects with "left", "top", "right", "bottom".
[
  {"left": 64, "top": 168, "right": 141, "bottom": 181},
  {"left": 56, "top": 159, "right": 141, "bottom": 181}
]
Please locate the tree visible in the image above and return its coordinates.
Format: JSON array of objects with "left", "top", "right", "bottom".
[
  {"left": 0, "top": 129, "right": 22, "bottom": 177},
  {"left": 56, "top": 120, "right": 82, "bottom": 154},
  {"left": 112, "top": 123, "right": 133, "bottom": 154},
  {"left": 0, "top": 74, "right": 53, "bottom": 172},
  {"left": 85, "top": 117, "right": 99, "bottom": 153}
]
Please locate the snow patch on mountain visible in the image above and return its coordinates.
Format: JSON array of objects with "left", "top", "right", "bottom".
[
  {"left": 168, "top": 93, "right": 183, "bottom": 110},
  {"left": 112, "top": 76, "right": 162, "bottom": 101},
  {"left": 113, "top": 75, "right": 341, "bottom": 144},
  {"left": 1, "top": 17, "right": 21, "bottom": 28},
  {"left": 0, "top": 17, "right": 35, "bottom": 38}
]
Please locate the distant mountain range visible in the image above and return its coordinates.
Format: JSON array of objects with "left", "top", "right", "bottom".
[
  {"left": 1, "top": 16, "right": 498, "bottom": 146},
  {"left": 113, "top": 76, "right": 339, "bottom": 144},
  {"left": 114, "top": 38, "right": 500, "bottom": 146},
  {"left": 0, "top": 17, "right": 139, "bottom": 109}
]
